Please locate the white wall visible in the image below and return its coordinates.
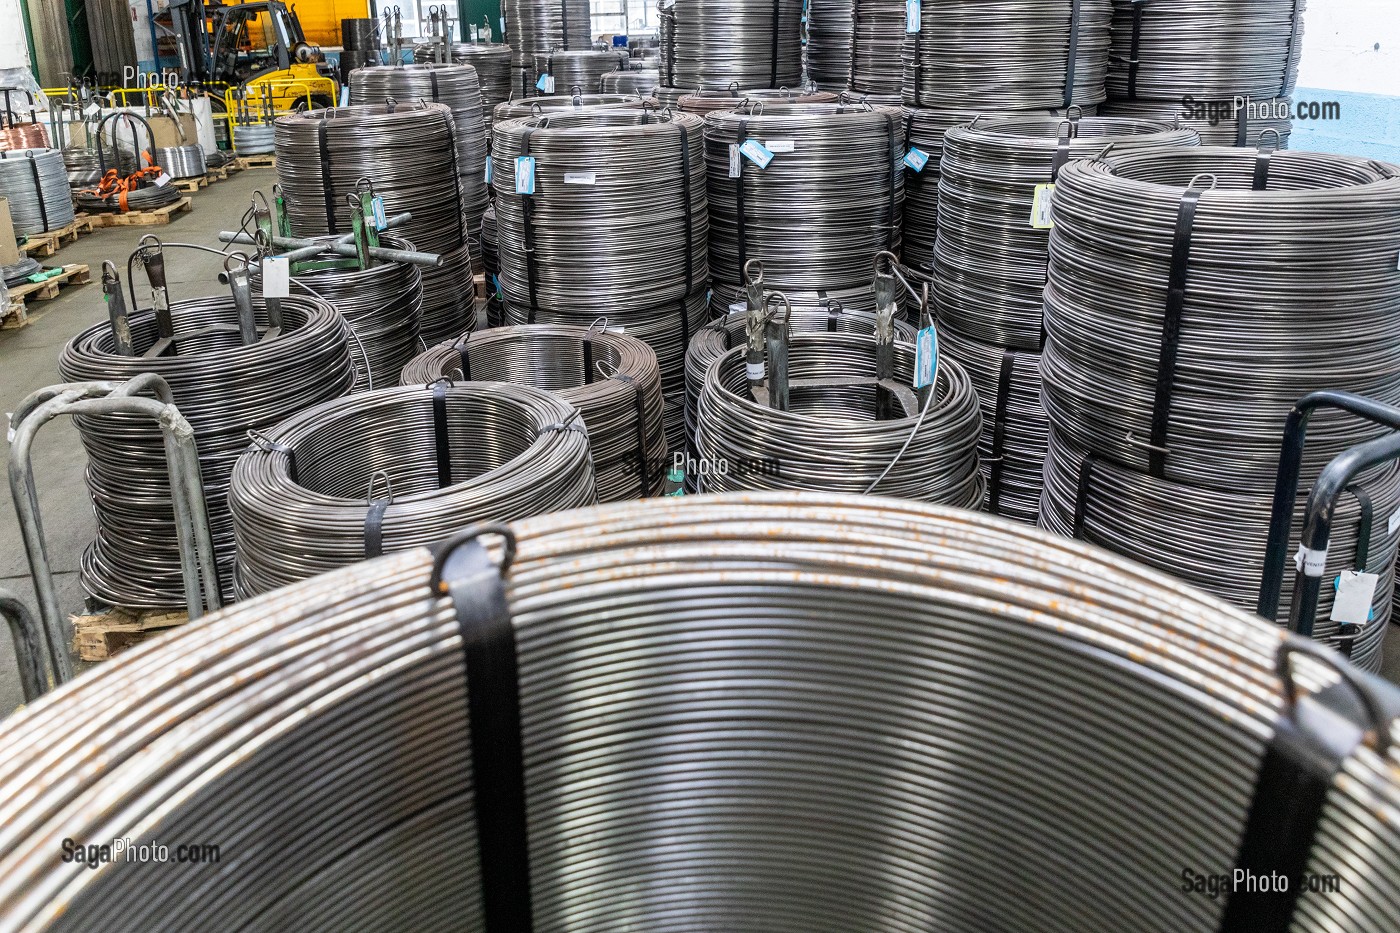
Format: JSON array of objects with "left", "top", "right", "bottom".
[
  {"left": 1297, "top": 0, "right": 1400, "bottom": 96},
  {"left": 0, "top": 0, "right": 31, "bottom": 72}
]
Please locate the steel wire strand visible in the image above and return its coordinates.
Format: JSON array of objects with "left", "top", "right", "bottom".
[
  {"left": 232, "top": 123, "right": 275, "bottom": 154},
  {"left": 492, "top": 93, "right": 640, "bottom": 123},
  {"left": 600, "top": 69, "right": 660, "bottom": 96},
  {"left": 695, "top": 334, "right": 984, "bottom": 504},
  {"left": 1101, "top": 97, "right": 1293, "bottom": 148},
  {"left": 55, "top": 293, "right": 356, "bottom": 607},
  {"left": 1039, "top": 427, "right": 1400, "bottom": 671},
  {"left": 676, "top": 86, "right": 836, "bottom": 115},
  {"left": 401, "top": 324, "right": 668, "bottom": 500},
  {"left": 2, "top": 492, "right": 1381, "bottom": 933},
  {"left": 0, "top": 148, "right": 75, "bottom": 234},
  {"left": 151, "top": 144, "right": 207, "bottom": 179},
  {"left": 660, "top": 0, "right": 804, "bottom": 90},
  {"left": 704, "top": 102, "right": 903, "bottom": 312},
  {"left": 349, "top": 63, "right": 491, "bottom": 230},
  {"left": 530, "top": 51, "right": 627, "bottom": 95},
  {"left": 901, "top": 0, "right": 1112, "bottom": 110},
  {"left": 1041, "top": 147, "right": 1400, "bottom": 490},
  {"left": 1107, "top": 0, "right": 1305, "bottom": 101},
  {"left": 229, "top": 382, "right": 597, "bottom": 595},
  {"left": 934, "top": 116, "right": 1198, "bottom": 351}
]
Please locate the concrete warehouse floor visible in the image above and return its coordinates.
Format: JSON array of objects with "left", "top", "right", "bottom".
[{"left": 2, "top": 164, "right": 1400, "bottom": 717}]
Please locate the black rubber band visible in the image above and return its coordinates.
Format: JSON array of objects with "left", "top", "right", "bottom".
[
  {"left": 1062, "top": 0, "right": 1083, "bottom": 109},
  {"left": 1071, "top": 453, "right": 1096, "bottom": 539},
  {"left": 519, "top": 128, "right": 540, "bottom": 322},
  {"left": 317, "top": 119, "right": 338, "bottom": 235},
  {"left": 1148, "top": 187, "right": 1203, "bottom": 477},
  {"left": 678, "top": 123, "right": 694, "bottom": 294},
  {"left": 364, "top": 499, "right": 389, "bottom": 557},
  {"left": 769, "top": 0, "right": 780, "bottom": 87},
  {"left": 736, "top": 119, "right": 749, "bottom": 274},
  {"left": 582, "top": 333, "right": 595, "bottom": 384},
  {"left": 1253, "top": 150, "right": 1272, "bottom": 191},
  {"left": 987, "top": 350, "right": 1016, "bottom": 515},
  {"left": 433, "top": 380, "right": 453, "bottom": 488},
  {"left": 1127, "top": 0, "right": 1148, "bottom": 101}
]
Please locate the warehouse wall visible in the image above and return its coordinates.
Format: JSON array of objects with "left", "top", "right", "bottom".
[{"left": 1295, "top": 0, "right": 1400, "bottom": 160}]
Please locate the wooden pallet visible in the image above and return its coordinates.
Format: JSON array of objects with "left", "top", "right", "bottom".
[
  {"left": 71, "top": 607, "right": 189, "bottom": 661},
  {"left": 235, "top": 153, "right": 276, "bottom": 170},
  {"left": 17, "top": 215, "right": 97, "bottom": 257},
  {"left": 2, "top": 263, "right": 92, "bottom": 328},
  {"left": 206, "top": 164, "right": 231, "bottom": 182},
  {"left": 91, "top": 197, "right": 193, "bottom": 228},
  {"left": 173, "top": 174, "right": 209, "bottom": 193}
]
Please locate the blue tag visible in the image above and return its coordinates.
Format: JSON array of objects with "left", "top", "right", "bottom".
[
  {"left": 613, "top": 34, "right": 628, "bottom": 47},
  {"left": 905, "top": 0, "right": 921, "bottom": 33},
  {"left": 739, "top": 139, "right": 775, "bottom": 169},
  {"left": 371, "top": 195, "right": 387, "bottom": 230},
  {"left": 485, "top": 158, "right": 492, "bottom": 183},
  {"left": 499, "top": 16, "right": 505, "bottom": 34},
  {"left": 914, "top": 325, "right": 939, "bottom": 389},
  {"left": 903, "top": 147, "right": 929, "bottom": 172},
  {"left": 536, "top": 74, "right": 555, "bottom": 93},
  {"left": 339, "top": 86, "right": 350, "bottom": 107},
  {"left": 515, "top": 156, "right": 536, "bottom": 194}
]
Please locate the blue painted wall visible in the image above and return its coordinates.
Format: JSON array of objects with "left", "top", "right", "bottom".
[{"left": 1291, "top": 87, "right": 1400, "bottom": 163}]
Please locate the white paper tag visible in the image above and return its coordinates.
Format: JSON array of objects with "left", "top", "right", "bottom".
[
  {"left": 728, "top": 143, "right": 741, "bottom": 178},
  {"left": 765, "top": 138, "right": 795, "bottom": 153},
  {"left": 905, "top": 0, "right": 921, "bottom": 33},
  {"left": 1389, "top": 505, "right": 1400, "bottom": 536},
  {"left": 470, "top": 25, "right": 479, "bottom": 40},
  {"left": 904, "top": 147, "right": 930, "bottom": 172},
  {"left": 564, "top": 172, "right": 597, "bottom": 185},
  {"left": 739, "top": 139, "right": 774, "bottom": 169},
  {"left": 262, "top": 256, "right": 291, "bottom": 298},
  {"left": 1030, "top": 183, "right": 1055, "bottom": 229},
  {"left": 914, "top": 325, "right": 939, "bottom": 389},
  {"left": 746, "top": 361, "right": 765, "bottom": 381},
  {"left": 536, "top": 74, "right": 556, "bottom": 94},
  {"left": 1331, "top": 570, "right": 1379, "bottom": 626},
  {"left": 5, "top": 412, "right": 14, "bottom": 444},
  {"left": 727, "top": 301, "right": 746, "bottom": 315},
  {"left": 515, "top": 156, "right": 536, "bottom": 194},
  {"left": 154, "top": 172, "right": 172, "bottom": 187},
  {"left": 84, "top": 102, "right": 101, "bottom": 118},
  {"left": 339, "top": 86, "right": 350, "bottom": 107}
]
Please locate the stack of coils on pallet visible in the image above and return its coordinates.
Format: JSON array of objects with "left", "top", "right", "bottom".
[
  {"left": 62, "top": 148, "right": 103, "bottom": 190},
  {"left": 807, "top": 0, "right": 904, "bottom": 96},
  {"left": 491, "top": 107, "right": 708, "bottom": 450},
  {"left": 350, "top": 64, "right": 490, "bottom": 232},
  {"left": 57, "top": 288, "right": 354, "bottom": 607},
  {"left": 232, "top": 123, "right": 275, "bottom": 154},
  {"left": 275, "top": 102, "right": 477, "bottom": 343},
  {"left": 480, "top": 205, "right": 503, "bottom": 326},
  {"left": 339, "top": 18, "right": 379, "bottom": 82},
  {"left": 1038, "top": 147, "right": 1400, "bottom": 670},
  {"left": 0, "top": 149, "right": 75, "bottom": 235},
  {"left": 151, "top": 144, "right": 207, "bottom": 179},
  {"left": 600, "top": 69, "right": 660, "bottom": 96},
  {"left": 401, "top": 324, "right": 668, "bottom": 501},
  {"left": 934, "top": 115, "right": 1198, "bottom": 523},
  {"left": 492, "top": 93, "right": 639, "bottom": 123},
  {"left": 658, "top": 0, "right": 803, "bottom": 92},
  {"left": 13, "top": 494, "right": 1396, "bottom": 932},
  {"left": 531, "top": 50, "right": 625, "bottom": 95},
  {"left": 250, "top": 237, "right": 424, "bottom": 391},
  {"left": 503, "top": 0, "right": 591, "bottom": 96},
  {"left": 1105, "top": 0, "right": 1303, "bottom": 147},
  {"left": 676, "top": 85, "right": 836, "bottom": 116},
  {"left": 228, "top": 382, "right": 596, "bottom": 595},
  {"left": 695, "top": 333, "right": 984, "bottom": 504},
  {"left": 704, "top": 102, "right": 902, "bottom": 313}
]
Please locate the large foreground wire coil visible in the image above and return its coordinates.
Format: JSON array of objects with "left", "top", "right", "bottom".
[
  {"left": 56, "top": 292, "right": 355, "bottom": 607},
  {"left": 705, "top": 102, "right": 902, "bottom": 312},
  {"left": 3, "top": 492, "right": 1398, "bottom": 932},
  {"left": 695, "top": 334, "right": 984, "bottom": 504},
  {"left": 659, "top": 0, "right": 803, "bottom": 90},
  {"left": 902, "top": 0, "right": 1112, "bottom": 110},
  {"left": 228, "top": 382, "right": 596, "bottom": 595},
  {"left": 401, "top": 324, "right": 667, "bottom": 501},
  {"left": 0, "top": 148, "right": 76, "bottom": 235}
]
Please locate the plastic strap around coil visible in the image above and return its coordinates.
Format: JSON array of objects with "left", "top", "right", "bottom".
[
  {"left": 1147, "top": 186, "right": 1203, "bottom": 478},
  {"left": 1061, "top": 0, "right": 1083, "bottom": 109},
  {"left": 846, "top": 0, "right": 859, "bottom": 88},
  {"left": 986, "top": 349, "right": 1016, "bottom": 516},
  {"left": 433, "top": 379, "right": 453, "bottom": 488},
  {"left": 1235, "top": 107, "right": 1251, "bottom": 147},
  {"left": 819, "top": 290, "right": 837, "bottom": 332},
  {"left": 317, "top": 119, "right": 338, "bottom": 235},
  {"left": 769, "top": 0, "right": 780, "bottom": 87},
  {"left": 455, "top": 334, "right": 471, "bottom": 380},
  {"left": 251, "top": 431, "right": 298, "bottom": 483},
  {"left": 519, "top": 127, "right": 541, "bottom": 322},
  {"left": 429, "top": 70, "right": 440, "bottom": 100},
  {"left": 26, "top": 156, "right": 49, "bottom": 232},
  {"left": 364, "top": 498, "right": 389, "bottom": 557},
  {"left": 582, "top": 331, "right": 595, "bottom": 384},
  {"left": 885, "top": 113, "right": 898, "bottom": 248},
  {"left": 613, "top": 372, "right": 651, "bottom": 494},
  {"left": 736, "top": 119, "right": 749, "bottom": 273},
  {"left": 1071, "top": 452, "right": 1097, "bottom": 539},
  {"left": 1050, "top": 135, "right": 1073, "bottom": 183},
  {"left": 677, "top": 122, "right": 694, "bottom": 294},
  {"left": 428, "top": 526, "right": 535, "bottom": 933},
  {"left": 560, "top": 0, "right": 570, "bottom": 50},
  {"left": 910, "top": 29, "right": 922, "bottom": 108},
  {"left": 1127, "top": 0, "right": 1149, "bottom": 101},
  {"left": 1253, "top": 149, "right": 1272, "bottom": 191}
]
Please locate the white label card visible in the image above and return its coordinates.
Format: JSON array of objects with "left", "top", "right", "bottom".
[
  {"left": 728, "top": 302, "right": 746, "bottom": 315},
  {"left": 1332, "top": 571, "right": 1380, "bottom": 626},
  {"left": 1389, "top": 505, "right": 1400, "bottom": 536},
  {"left": 728, "top": 143, "right": 741, "bottom": 178},
  {"left": 262, "top": 256, "right": 291, "bottom": 298},
  {"left": 536, "top": 74, "right": 555, "bottom": 93},
  {"left": 515, "top": 156, "right": 536, "bottom": 194},
  {"left": 1030, "top": 183, "right": 1055, "bottom": 229},
  {"left": 766, "top": 139, "right": 796, "bottom": 153},
  {"left": 154, "top": 172, "right": 172, "bottom": 187},
  {"left": 564, "top": 172, "right": 597, "bottom": 185}
]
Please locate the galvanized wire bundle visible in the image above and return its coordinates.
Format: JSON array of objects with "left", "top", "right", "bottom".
[
  {"left": 1102, "top": 97, "right": 1293, "bottom": 148},
  {"left": 5, "top": 490, "right": 1400, "bottom": 931},
  {"left": 505, "top": 0, "right": 592, "bottom": 95},
  {"left": 232, "top": 123, "right": 275, "bottom": 154},
  {"left": 151, "top": 144, "right": 207, "bottom": 179},
  {"left": 56, "top": 292, "right": 355, "bottom": 607},
  {"left": 695, "top": 334, "right": 984, "bottom": 503},
  {"left": 1040, "top": 427, "right": 1400, "bottom": 670},
  {"left": 415, "top": 44, "right": 513, "bottom": 125},
  {"left": 531, "top": 50, "right": 625, "bottom": 94},
  {"left": 251, "top": 238, "right": 423, "bottom": 392},
  {"left": 659, "top": 0, "right": 803, "bottom": 90},
  {"left": 807, "top": 0, "right": 903, "bottom": 95},
  {"left": 401, "top": 324, "right": 667, "bottom": 501},
  {"left": 417, "top": 240, "right": 478, "bottom": 345},
  {"left": 228, "top": 382, "right": 597, "bottom": 595},
  {"left": 0, "top": 148, "right": 75, "bottom": 235},
  {"left": 676, "top": 85, "right": 836, "bottom": 115},
  {"left": 492, "top": 93, "right": 640, "bottom": 123},
  {"left": 480, "top": 205, "right": 503, "bottom": 327},
  {"left": 349, "top": 63, "right": 490, "bottom": 229},
  {"left": 62, "top": 147, "right": 104, "bottom": 188},
  {"left": 274, "top": 102, "right": 466, "bottom": 253},
  {"left": 935, "top": 116, "right": 1198, "bottom": 351},
  {"left": 600, "top": 69, "right": 660, "bottom": 96},
  {"left": 705, "top": 102, "right": 902, "bottom": 312},
  {"left": 1107, "top": 0, "right": 1305, "bottom": 101},
  {"left": 1041, "top": 147, "right": 1400, "bottom": 489},
  {"left": 902, "top": 0, "right": 1112, "bottom": 110}
]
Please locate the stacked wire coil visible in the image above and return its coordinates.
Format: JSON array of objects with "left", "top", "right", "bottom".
[
  {"left": 228, "top": 382, "right": 597, "bottom": 595},
  {"left": 480, "top": 205, "right": 503, "bottom": 327},
  {"left": 61, "top": 148, "right": 103, "bottom": 189},
  {"left": 13, "top": 494, "right": 1395, "bottom": 930},
  {"left": 659, "top": 0, "right": 803, "bottom": 90},
  {"left": 0, "top": 148, "right": 75, "bottom": 235},
  {"left": 807, "top": 0, "right": 903, "bottom": 96},
  {"left": 1037, "top": 147, "right": 1400, "bottom": 667},
  {"left": 600, "top": 69, "right": 660, "bottom": 96},
  {"left": 531, "top": 50, "right": 625, "bottom": 95},
  {"left": 56, "top": 291, "right": 355, "bottom": 607},
  {"left": 676, "top": 86, "right": 836, "bottom": 115},
  {"left": 151, "top": 144, "right": 207, "bottom": 179},
  {"left": 414, "top": 44, "right": 513, "bottom": 126},
  {"left": 250, "top": 237, "right": 424, "bottom": 392},
  {"left": 416, "top": 239, "right": 478, "bottom": 344},
  {"left": 695, "top": 334, "right": 984, "bottom": 504},
  {"left": 492, "top": 93, "right": 639, "bottom": 123},
  {"left": 504, "top": 0, "right": 592, "bottom": 96},
  {"left": 0, "top": 120, "right": 48, "bottom": 152},
  {"left": 902, "top": 0, "right": 1112, "bottom": 110},
  {"left": 232, "top": 123, "right": 275, "bottom": 154},
  {"left": 900, "top": 106, "right": 986, "bottom": 271},
  {"left": 1102, "top": 97, "right": 1293, "bottom": 148},
  {"left": 401, "top": 324, "right": 668, "bottom": 501},
  {"left": 704, "top": 102, "right": 902, "bottom": 312},
  {"left": 349, "top": 63, "right": 490, "bottom": 230}
]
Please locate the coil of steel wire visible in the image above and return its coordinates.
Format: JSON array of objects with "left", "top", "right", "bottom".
[
  {"left": 56, "top": 289, "right": 355, "bottom": 607},
  {"left": 660, "top": 0, "right": 803, "bottom": 90},
  {"left": 1040, "top": 427, "right": 1400, "bottom": 670},
  {"left": 705, "top": 102, "right": 902, "bottom": 312},
  {"left": 676, "top": 85, "right": 836, "bottom": 115},
  {"left": 1107, "top": 0, "right": 1304, "bottom": 101},
  {"left": 73, "top": 175, "right": 181, "bottom": 214},
  {"left": 151, "top": 144, "right": 207, "bottom": 179},
  {"left": 228, "top": 382, "right": 597, "bottom": 595},
  {"left": 805, "top": 0, "right": 853, "bottom": 91},
  {"left": 349, "top": 64, "right": 490, "bottom": 229},
  {"left": 1101, "top": 97, "right": 1293, "bottom": 148},
  {"left": 6, "top": 490, "right": 1400, "bottom": 931},
  {"left": 492, "top": 92, "right": 639, "bottom": 123},
  {"left": 505, "top": 0, "right": 592, "bottom": 96},
  {"left": 807, "top": 0, "right": 903, "bottom": 95},
  {"left": 401, "top": 323, "right": 667, "bottom": 501},
  {"left": 649, "top": 84, "right": 690, "bottom": 109},
  {"left": 935, "top": 115, "right": 1198, "bottom": 351},
  {"left": 445, "top": 44, "right": 514, "bottom": 123},
  {"left": 0, "top": 255, "right": 41, "bottom": 286},
  {"left": 902, "top": 0, "right": 1112, "bottom": 110},
  {"left": 232, "top": 122, "right": 275, "bottom": 154},
  {"left": 275, "top": 102, "right": 466, "bottom": 253},
  {"left": 0, "top": 148, "right": 75, "bottom": 235},
  {"left": 250, "top": 237, "right": 423, "bottom": 392},
  {"left": 695, "top": 333, "right": 984, "bottom": 503},
  {"left": 599, "top": 69, "right": 660, "bottom": 96},
  {"left": 530, "top": 50, "right": 625, "bottom": 95},
  {"left": 0, "top": 120, "right": 49, "bottom": 151},
  {"left": 1040, "top": 147, "right": 1400, "bottom": 490},
  {"left": 62, "top": 147, "right": 104, "bottom": 188},
  {"left": 480, "top": 204, "right": 504, "bottom": 327},
  {"left": 417, "top": 239, "right": 478, "bottom": 345},
  {"left": 900, "top": 106, "right": 985, "bottom": 271}
]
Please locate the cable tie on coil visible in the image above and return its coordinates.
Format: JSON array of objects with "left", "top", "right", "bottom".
[
  {"left": 431, "top": 378, "right": 453, "bottom": 488},
  {"left": 1126, "top": 0, "right": 1150, "bottom": 101},
  {"left": 1293, "top": 545, "right": 1329, "bottom": 578},
  {"left": 247, "top": 428, "right": 298, "bottom": 483},
  {"left": 1071, "top": 452, "right": 1097, "bottom": 539}
]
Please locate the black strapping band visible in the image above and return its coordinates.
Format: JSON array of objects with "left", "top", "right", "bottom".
[
  {"left": 1235, "top": 105, "right": 1251, "bottom": 147},
  {"left": 736, "top": 119, "right": 749, "bottom": 273},
  {"left": 455, "top": 335, "right": 471, "bottom": 380},
  {"left": 1050, "top": 135, "right": 1073, "bottom": 183},
  {"left": 433, "top": 380, "right": 453, "bottom": 488},
  {"left": 364, "top": 498, "right": 389, "bottom": 557},
  {"left": 1127, "top": 0, "right": 1148, "bottom": 101},
  {"left": 582, "top": 332, "right": 595, "bottom": 384},
  {"left": 1071, "top": 453, "right": 1097, "bottom": 539},
  {"left": 820, "top": 290, "right": 837, "bottom": 332},
  {"left": 987, "top": 350, "right": 1016, "bottom": 515},
  {"left": 1253, "top": 150, "right": 1272, "bottom": 191},
  {"left": 317, "top": 119, "right": 338, "bottom": 235},
  {"left": 614, "top": 372, "right": 651, "bottom": 494},
  {"left": 886, "top": 114, "right": 898, "bottom": 249},
  {"left": 769, "top": 0, "right": 780, "bottom": 87},
  {"left": 678, "top": 123, "right": 694, "bottom": 294},
  {"left": 27, "top": 156, "right": 49, "bottom": 232},
  {"left": 1147, "top": 186, "right": 1203, "bottom": 478},
  {"left": 519, "top": 128, "right": 540, "bottom": 322},
  {"left": 1062, "top": 0, "right": 1083, "bottom": 109},
  {"left": 429, "top": 70, "right": 440, "bottom": 100},
  {"left": 1337, "top": 484, "right": 1376, "bottom": 656},
  {"left": 560, "top": 0, "right": 570, "bottom": 50}
]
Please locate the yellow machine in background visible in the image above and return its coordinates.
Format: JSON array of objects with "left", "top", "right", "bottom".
[{"left": 211, "top": 0, "right": 340, "bottom": 110}]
